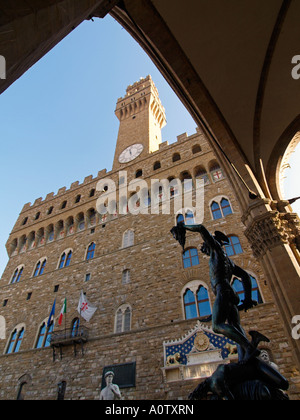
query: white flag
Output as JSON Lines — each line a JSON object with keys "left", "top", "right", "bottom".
{"left": 77, "top": 291, "right": 97, "bottom": 322}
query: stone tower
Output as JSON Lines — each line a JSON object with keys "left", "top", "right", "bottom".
{"left": 113, "top": 75, "right": 166, "bottom": 170}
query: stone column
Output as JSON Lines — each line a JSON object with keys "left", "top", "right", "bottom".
{"left": 243, "top": 198, "right": 300, "bottom": 367}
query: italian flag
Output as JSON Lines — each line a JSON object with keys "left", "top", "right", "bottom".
{"left": 58, "top": 298, "right": 67, "bottom": 326}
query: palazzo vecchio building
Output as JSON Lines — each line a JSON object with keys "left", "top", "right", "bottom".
{"left": 0, "top": 76, "right": 299, "bottom": 400}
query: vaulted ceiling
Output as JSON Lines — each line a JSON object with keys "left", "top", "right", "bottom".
{"left": 111, "top": 0, "right": 300, "bottom": 199}
{"left": 1, "top": 0, "right": 299, "bottom": 199}
{"left": 0, "top": 0, "right": 119, "bottom": 99}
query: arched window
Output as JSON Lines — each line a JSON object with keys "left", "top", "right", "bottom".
{"left": 58, "top": 252, "right": 66, "bottom": 268}
{"left": 59, "top": 250, "right": 72, "bottom": 269}
{"left": 77, "top": 213, "right": 85, "bottom": 231}
{"left": 124, "top": 307, "right": 131, "bottom": 331}
{"left": 184, "top": 289, "right": 197, "bottom": 319}
{"left": 47, "top": 225, "right": 54, "bottom": 243}
{"left": 168, "top": 177, "right": 181, "bottom": 198}
{"left": 153, "top": 161, "right": 161, "bottom": 170}
{"left": 176, "top": 210, "right": 195, "bottom": 224}
{"left": 123, "top": 229, "right": 134, "bottom": 248}
{"left": 6, "top": 329, "right": 17, "bottom": 353}
{"left": 176, "top": 213, "right": 184, "bottom": 224}
{"left": 71, "top": 318, "right": 80, "bottom": 337}
{"left": 195, "top": 167, "right": 210, "bottom": 185}
{"left": 56, "top": 220, "right": 64, "bottom": 239}
{"left": 192, "top": 144, "right": 201, "bottom": 154}
{"left": 17, "top": 267, "right": 24, "bottom": 282}
{"left": 221, "top": 198, "right": 233, "bottom": 216}
{"left": 122, "top": 269, "right": 131, "bottom": 284}
{"left": 197, "top": 286, "right": 211, "bottom": 317}
{"left": 57, "top": 381, "right": 67, "bottom": 400}
{"left": 116, "top": 309, "right": 123, "bottom": 333}
{"left": 17, "top": 382, "right": 27, "bottom": 400}
{"left": 65, "top": 250, "right": 72, "bottom": 266}
{"left": 115, "top": 304, "right": 131, "bottom": 333}
{"left": 66, "top": 216, "right": 74, "bottom": 236}
{"left": 182, "top": 282, "right": 212, "bottom": 320}
{"left": 172, "top": 153, "right": 181, "bottom": 162}
{"left": 211, "top": 201, "right": 222, "bottom": 220}
{"left": 37, "top": 228, "right": 45, "bottom": 247}
{"left": 35, "top": 323, "right": 46, "bottom": 348}
{"left": 182, "top": 248, "right": 199, "bottom": 268}
{"left": 211, "top": 197, "right": 233, "bottom": 220}
{"left": 59, "top": 253, "right": 66, "bottom": 269}
{"left": 180, "top": 171, "right": 193, "bottom": 192}
{"left": 33, "top": 259, "right": 47, "bottom": 277}
{"left": 26, "top": 232, "right": 34, "bottom": 249}
{"left": 232, "top": 276, "right": 263, "bottom": 305}
{"left": 225, "top": 235, "right": 243, "bottom": 256}
{"left": 86, "top": 243, "right": 95, "bottom": 260}
{"left": 45, "top": 323, "right": 53, "bottom": 346}
{"left": 87, "top": 208, "right": 96, "bottom": 227}
{"left": 14, "top": 327, "right": 24, "bottom": 352}
{"left": 250, "top": 275, "right": 263, "bottom": 304}
{"left": 33, "top": 261, "right": 41, "bottom": 277}
{"left": 135, "top": 169, "right": 143, "bottom": 178}
{"left": 185, "top": 210, "right": 195, "bottom": 224}
{"left": 11, "top": 266, "right": 24, "bottom": 284}
{"left": 6, "top": 326, "right": 25, "bottom": 354}
{"left": 35, "top": 321, "right": 53, "bottom": 348}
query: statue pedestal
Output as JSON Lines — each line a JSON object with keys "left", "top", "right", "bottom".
{"left": 162, "top": 348, "right": 232, "bottom": 383}
{"left": 186, "top": 348, "right": 223, "bottom": 365}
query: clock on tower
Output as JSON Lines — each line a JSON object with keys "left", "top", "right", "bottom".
{"left": 112, "top": 76, "right": 166, "bottom": 170}
{"left": 118, "top": 144, "right": 144, "bottom": 163}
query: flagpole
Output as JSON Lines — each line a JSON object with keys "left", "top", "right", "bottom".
{"left": 79, "top": 291, "right": 83, "bottom": 327}
{"left": 64, "top": 295, "right": 67, "bottom": 336}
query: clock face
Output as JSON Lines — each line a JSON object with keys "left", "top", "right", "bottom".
{"left": 118, "top": 143, "right": 144, "bottom": 163}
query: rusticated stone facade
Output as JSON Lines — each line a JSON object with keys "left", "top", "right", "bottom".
{"left": 0, "top": 77, "right": 299, "bottom": 400}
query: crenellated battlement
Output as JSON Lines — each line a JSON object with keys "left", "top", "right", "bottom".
{"left": 115, "top": 75, "right": 166, "bottom": 127}
{"left": 18, "top": 128, "right": 209, "bottom": 219}
{"left": 20, "top": 169, "right": 110, "bottom": 213}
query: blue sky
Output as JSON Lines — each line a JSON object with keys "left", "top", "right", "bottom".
{"left": 0, "top": 14, "right": 298, "bottom": 277}
{"left": 0, "top": 15, "right": 197, "bottom": 276}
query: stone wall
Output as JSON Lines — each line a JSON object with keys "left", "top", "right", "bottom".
{"left": 0, "top": 129, "right": 299, "bottom": 399}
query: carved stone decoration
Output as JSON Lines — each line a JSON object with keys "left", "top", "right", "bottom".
{"left": 244, "top": 211, "right": 290, "bottom": 258}
{"left": 194, "top": 331, "right": 210, "bottom": 352}
{"left": 162, "top": 321, "right": 237, "bottom": 384}
{"left": 283, "top": 212, "right": 300, "bottom": 252}
{"left": 166, "top": 353, "right": 182, "bottom": 366}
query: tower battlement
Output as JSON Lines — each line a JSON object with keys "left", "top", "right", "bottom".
{"left": 113, "top": 76, "right": 166, "bottom": 170}
{"left": 115, "top": 75, "right": 166, "bottom": 128}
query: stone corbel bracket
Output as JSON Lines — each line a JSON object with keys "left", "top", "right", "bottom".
{"left": 244, "top": 210, "right": 290, "bottom": 259}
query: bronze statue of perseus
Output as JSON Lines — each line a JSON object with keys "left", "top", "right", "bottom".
{"left": 171, "top": 222, "right": 289, "bottom": 400}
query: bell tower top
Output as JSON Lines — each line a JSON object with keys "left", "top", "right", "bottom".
{"left": 112, "top": 76, "right": 166, "bottom": 170}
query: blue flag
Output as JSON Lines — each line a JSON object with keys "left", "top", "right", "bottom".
{"left": 47, "top": 299, "right": 56, "bottom": 327}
